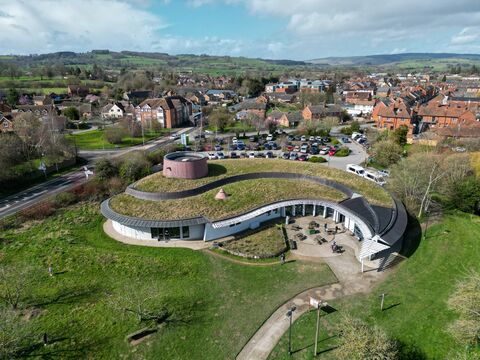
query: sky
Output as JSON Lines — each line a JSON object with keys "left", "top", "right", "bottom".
{"left": 1, "top": 0, "right": 480, "bottom": 60}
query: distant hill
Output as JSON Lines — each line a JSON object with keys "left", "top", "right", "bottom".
{"left": 308, "top": 53, "right": 480, "bottom": 66}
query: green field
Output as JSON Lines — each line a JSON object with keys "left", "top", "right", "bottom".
{"left": 269, "top": 212, "right": 480, "bottom": 359}
{"left": 66, "top": 129, "right": 167, "bottom": 150}
{"left": 0, "top": 203, "right": 336, "bottom": 359}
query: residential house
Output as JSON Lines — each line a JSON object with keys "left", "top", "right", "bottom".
{"left": 123, "top": 90, "right": 153, "bottom": 104}
{"left": 232, "top": 100, "right": 267, "bottom": 120}
{"left": 14, "top": 104, "right": 57, "bottom": 121}
{"left": 33, "top": 95, "right": 53, "bottom": 106}
{"left": 135, "top": 96, "right": 193, "bottom": 128}
{"left": 374, "top": 99, "right": 414, "bottom": 132}
{"left": 267, "top": 93, "right": 297, "bottom": 103}
{"left": 417, "top": 102, "right": 477, "bottom": 131}
{"left": 302, "top": 104, "right": 343, "bottom": 120}
{"left": 102, "top": 102, "right": 125, "bottom": 119}
{"left": 0, "top": 114, "right": 13, "bottom": 132}
{"left": 278, "top": 111, "right": 303, "bottom": 128}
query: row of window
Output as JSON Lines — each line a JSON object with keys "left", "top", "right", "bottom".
{"left": 151, "top": 226, "right": 189, "bottom": 239}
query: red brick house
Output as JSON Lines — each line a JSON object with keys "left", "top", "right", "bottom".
{"left": 135, "top": 96, "right": 192, "bottom": 128}
{"left": 302, "top": 105, "right": 342, "bottom": 120}
{"left": 374, "top": 99, "right": 414, "bottom": 132}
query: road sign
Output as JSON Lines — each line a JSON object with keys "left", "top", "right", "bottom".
{"left": 84, "top": 170, "right": 94, "bottom": 179}
{"left": 38, "top": 162, "right": 46, "bottom": 171}
{"left": 181, "top": 134, "right": 187, "bottom": 146}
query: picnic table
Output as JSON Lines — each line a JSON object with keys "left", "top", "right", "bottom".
{"left": 314, "top": 235, "right": 327, "bottom": 245}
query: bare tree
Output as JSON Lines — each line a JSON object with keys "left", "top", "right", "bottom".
{"left": 335, "top": 315, "right": 398, "bottom": 360}
{"left": 0, "top": 265, "right": 38, "bottom": 310}
{"left": 447, "top": 270, "right": 480, "bottom": 347}
{"left": 0, "top": 307, "right": 34, "bottom": 359}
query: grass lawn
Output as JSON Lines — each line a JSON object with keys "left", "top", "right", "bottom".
{"left": 221, "top": 225, "right": 287, "bottom": 258}
{"left": 110, "top": 179, "right": 346, "bottom": 221}
{"left": 134, "top": 159, "right": 392, "bottom": 207}
{"left": 268, "top": 212, "right": 480, "bottom": 359}
{"left": 66, "top": 129, "right": 167, "bottom": 150}
{"left": 1, "top": 203, "right": 336, "bottom": 359}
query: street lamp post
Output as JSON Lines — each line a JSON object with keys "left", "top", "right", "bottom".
{"left": 286, "top": 305, "right": 296, "bottom": 355}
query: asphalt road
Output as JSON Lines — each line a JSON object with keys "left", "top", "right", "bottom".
{"left": 0, "top": 127, "right": 194, "bottom": 220}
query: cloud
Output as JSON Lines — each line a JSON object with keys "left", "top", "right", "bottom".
{"left": 0, "top": 0, "right": 168, "bottom": 54}
{"left": 451, "top": 27, "right": 480, "bottom": 45}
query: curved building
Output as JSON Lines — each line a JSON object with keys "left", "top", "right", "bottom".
{"left": 101, "top": 158, "right": 408, "bottom": 263}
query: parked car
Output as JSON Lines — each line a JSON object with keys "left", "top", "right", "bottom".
{"left": 341, "top": 137, "right": 351, "bottom": 143}
{"left": 364, "top": 170, "right": 386, "bottom": 186}
{"left": 169, "top": 133, "right": 180, "bottom": 140}
{"left": 287, "top": 135, "right": 294, "bottom": 141}
{"left": 310, "top": 147, "right": 319, "bottom": 155}
{"left": 378, "top": 169, "right": 390, "bottom": 177}
{"left": 216, "top": 152, "right": 225, "bottom": 159}
{"left": 208, "top": 153, "right": 217, "bottom": 160}
{"left": 298, "top": 154, "right": 308, "bottom": 161}
{"left": 237, "top": 144, "right": 245, "bottom": 151}
{"left": 289, "top": 152, "right": 298, "bottom": 160}
{"left": 232, "top": 137, "right": 238, "bottom": 144}
{"left": 328, "top": 149, "right": 336, "bottom": 156}
{"left": 257, "top": 152, "right": 265, "bottom": 158}
{"left": 309, "top": 136, "right": 315, "bottom": 142}
{"left": 248, "top": 152, "right": 255, "bottom": 158}
{"left": 229, "top": 144, "right": 237, "bottom": 151}
{"left": 271, "top": 142, "right": 278, "bottom": 150}
{"left": 266, "top": 151, "right": 274, "bottom": 158}
{"left": 319, "top": 147, "right": 329, "bottom": 155}
{"left": 322, "top": 137, "right": 330, "bottom": 143}
{"left": 282, "top": 152, "right": 290, "bottom": 159}
{"left": 300, "top": 145, "right": 309, "bottom": 153}
{"left": 214, "top": 144, "right": 222, "bottom": 151}
{"left": 300, "top": 135, "right": 307, "bottom": 142}
{"left": 230, "top": 152, "right": 238, "bottom": 159}
{"left": 286, "top": 145, "right": 294, "bottom": 151}
{"left": 266, "top": 134, "right": 274, "bottom": 141}
{"left": 294, "top": 145, "right": 300, "bottom": 151}
{"left": 315, "top": 136, "right": 322, "bottom": 141}
{"left": 249, "top": 136, "right": 257, "bottom": 142}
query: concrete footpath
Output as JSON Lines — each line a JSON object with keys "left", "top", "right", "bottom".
{"left": 236, "top": 249, "right": 389, "bottom": 360}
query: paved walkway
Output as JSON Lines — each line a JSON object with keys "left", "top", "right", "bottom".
{"left": 236, "top": 247, "right": 388, "bottom": 360}
{"left": 103, "top": 220, "right": 210, "bottom": 250}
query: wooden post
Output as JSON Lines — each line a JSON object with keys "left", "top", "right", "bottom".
{"left": 380, "top": 293, "right": 385, "bottom": 311}
{"left": 314, "top": 304, "right": 320, "bottom": 356}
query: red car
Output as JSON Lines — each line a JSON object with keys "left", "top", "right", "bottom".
{"left": 328, "top": 149, "right": 336, "bottom": 156}
{"left": 286, "top": 145, "right": 294, "bottom": 151}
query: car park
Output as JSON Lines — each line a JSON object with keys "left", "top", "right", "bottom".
{"left": 217, "top": 152, "right": 225, "bottom": 159}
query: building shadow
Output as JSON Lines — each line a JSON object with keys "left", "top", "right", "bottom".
{"left": 399, "top": 214, "right": 422, "bottom": 258}
{"left": 206, "top": 163, "right": 227, "bottom": 177}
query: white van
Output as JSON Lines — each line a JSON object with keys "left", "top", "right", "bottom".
{"left": 346, "top": 164, "right": 365, "bottom": 176}
{"left": 351, "top": 132, "right": 362, "bottom": 140}
{"left": 363, "top": 170, "right": 386, "bottom": 186}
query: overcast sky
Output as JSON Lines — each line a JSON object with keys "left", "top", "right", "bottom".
{"left": 1, "top": 0, "right": 480, "bottom": 59}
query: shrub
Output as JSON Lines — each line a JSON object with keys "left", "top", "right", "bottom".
{"left": 335, "top": 147, "right": 350, "bottom": 157}
{"left": 331, "top": 138, "right": 340, "bottom": 145}
{"left": 105, "top": 126, "right": 126, "bottom": 144}
{"left": 118, "top": 152, "right": 152, "bottom": 182}
{"left": 20, "top": 201, "right": 55, "bottom": 221}
{"left": 95, "top": 158, "right": 119, "bottom": 181}
{"left": 309, "top": 156, "right": 327, "bottom": 163}
{"left": 53, "top": 192, "right": 77, "bottom": 208}
{"left": 107, "top": 176, "right": 127, "bottom": 196}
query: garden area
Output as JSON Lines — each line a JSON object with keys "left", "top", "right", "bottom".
{"left": 66, "top": 128, "right": 168, "bottom": 150}
{"left": 220, "top": 225, "right": 287, "bottom": 259}
{"left": 268, "top": 212, "right": 480, "bottom": 359}
{"left": 0, "top": 202, "right": 336, "bottom": 359}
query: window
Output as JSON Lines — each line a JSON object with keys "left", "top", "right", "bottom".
{"left": 182, "top": 226, "right": 189, "bottom": 238}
